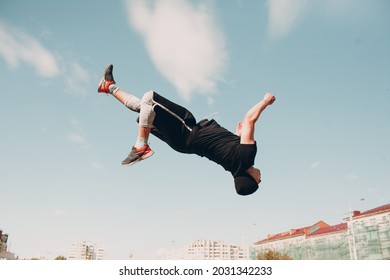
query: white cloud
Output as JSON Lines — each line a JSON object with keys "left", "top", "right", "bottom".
{"left": 267, "top": 0, "right": 309, "bottom": 40}
{"left": 66, "top": 132, "right": 88, "bottom": 146}
{"left": 171, "top": 210, "right": 187, "bottom": 221}
{"left": 91, "top": 160, "right": 104, "bottom": 171}
{"left": 326, "top": 0, "right": 364, "bottom": 16}
{"left": 70, "top": 117, "right": 83, "bottom": 132}
{"left": 63, "top": 62, "right": 92, "bottom": 96}
{"left": 310, "top": 162, "right": 320, "bottom": 170}
{"left": 126, "top": 0, "right": 227, "bottom": 100}
{"left": 207, "top": 97, "right": 215, "bottom": 106}
{"left": 0, "top": 22, "right": 91, "bottom": 97}
{"left": 54, "top": 209, "right": 69, "bottom": 218}
{"left": 65, "top": 118, "right": 90, "bottom": 148}
{"left": 65, "top": 119, "right": 105, "bottom": 171}
{"left": 267, "top": 0, "right": 369, "bottom": 40}
{"left": 0, "top": 22, "right": 60, "bottom": 77}
{"left": 345, "top": 173, "right": 358, "bottom": 182}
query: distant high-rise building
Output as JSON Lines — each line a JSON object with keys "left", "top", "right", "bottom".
{"left": 0, "top": 229, "right": 16, "bottom": 260}
{"left": 187, "top": 239, "right": 250, "bottom": 260}
{"left": 160, "top": 239, "right": 251, "bottom": 260}
{"left": 68, "top": 241, "right": 104, "bottom": 260}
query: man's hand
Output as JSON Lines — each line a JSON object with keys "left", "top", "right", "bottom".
{"left": 264, "top": 92, "right": 276, "bottom": 105}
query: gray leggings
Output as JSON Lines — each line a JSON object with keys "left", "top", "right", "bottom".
{"left": 123, "top": 90, "right": 156, "bottom": 128}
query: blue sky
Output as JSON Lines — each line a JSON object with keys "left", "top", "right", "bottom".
{"left": 0, "top": 0, "right": 389, "bottom": 260}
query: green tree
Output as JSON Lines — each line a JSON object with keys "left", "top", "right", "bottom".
{"left": 55, "top": 255, "right": 67, "bottom": 260}
{"left": 257, "top": 250, "right": 292, "bottom": 260}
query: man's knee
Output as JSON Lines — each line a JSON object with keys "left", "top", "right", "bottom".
{"left": 141, "top": 90, "right": 155, "bottom": 105}
{"left": 139, "top": 91, "right": 156, "bottom": 128}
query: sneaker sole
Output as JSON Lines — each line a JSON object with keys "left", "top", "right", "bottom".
{"left": 97, "top": 64, "right": 113, "bottom": 93}
{"left": 97, "top": 78, "right": 106, "bottom": 93}
{"left": 122, "top": 150, "right": 154, "bottom": 167}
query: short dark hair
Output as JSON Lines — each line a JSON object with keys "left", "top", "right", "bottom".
{"left": 234, "top": 173, "right": 259, "bottom": 196}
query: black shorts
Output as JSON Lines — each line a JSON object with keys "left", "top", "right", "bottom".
{"left": 150, "top": 92, "right": 197, "bottom": 153}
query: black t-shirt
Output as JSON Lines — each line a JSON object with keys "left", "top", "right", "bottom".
{"left": 187, "top": 119, "right": 257, "bottom": 177}
{"left": 149, "top": 97, "right": 257, "bottom": 176}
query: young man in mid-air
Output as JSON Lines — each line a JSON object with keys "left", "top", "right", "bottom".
{"left": 98, "top": 64, "right": 276, "bottom": 196}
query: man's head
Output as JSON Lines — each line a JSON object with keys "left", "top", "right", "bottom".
{"left": 234, "top": 167, "right": 261, "bottom": 196}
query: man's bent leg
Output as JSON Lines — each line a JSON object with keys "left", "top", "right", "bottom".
{"left": 134, "top": 91, "right": 155, "bottom": 148}
{"left": 98, "top": 65, "right": 155, "bottom": 166}
{"left": 122, "top": 91, "right": 156, "bottom": 166}
{"left": 112, "top": 89, "right": 141, "bottom": 112}
{"left": 98, "top": 64, "right": 142, "bottom": 112}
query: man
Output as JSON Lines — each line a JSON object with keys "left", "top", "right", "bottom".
{"left": 98, "top": 64, "right": 276, "bottom": 196}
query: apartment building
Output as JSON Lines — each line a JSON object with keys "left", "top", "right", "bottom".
{"left": 187, "top": 239, "right": 250, "bottom": 260}
{"left": 349, "top": 204, "right": 390, "bottom": 259}
{"left": 161, "top": 239, "right": 250, "bottom": 260}
{"left": 254, "top": 204, "right": 390, "bottom": 260}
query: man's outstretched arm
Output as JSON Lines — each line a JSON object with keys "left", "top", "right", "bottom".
{"left": 237, "top": 93, "right": 276, "bottom": 144}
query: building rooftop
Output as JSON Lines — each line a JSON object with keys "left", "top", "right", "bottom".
{"left": 255, "top": 221, "right": 329, "bottom": 245}
{"left": 255, "top": 203, "right": 390, "bottom": 245}
{"left": 307, "top": 223, "right": 348, "bottom": 237}
{"left": 352, "top": 203, "right": 390, "bottom": 218}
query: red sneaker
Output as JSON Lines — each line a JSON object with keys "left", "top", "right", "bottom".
{"left": 97, "top": 64, "right": 116, "bottom": 93}
{"left": 121, "top": 144, "right": 154, "bottom": 167}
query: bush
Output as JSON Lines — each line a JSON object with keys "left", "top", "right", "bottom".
{"left": 257, "top": 250, "right": 292, "bottom": 260}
